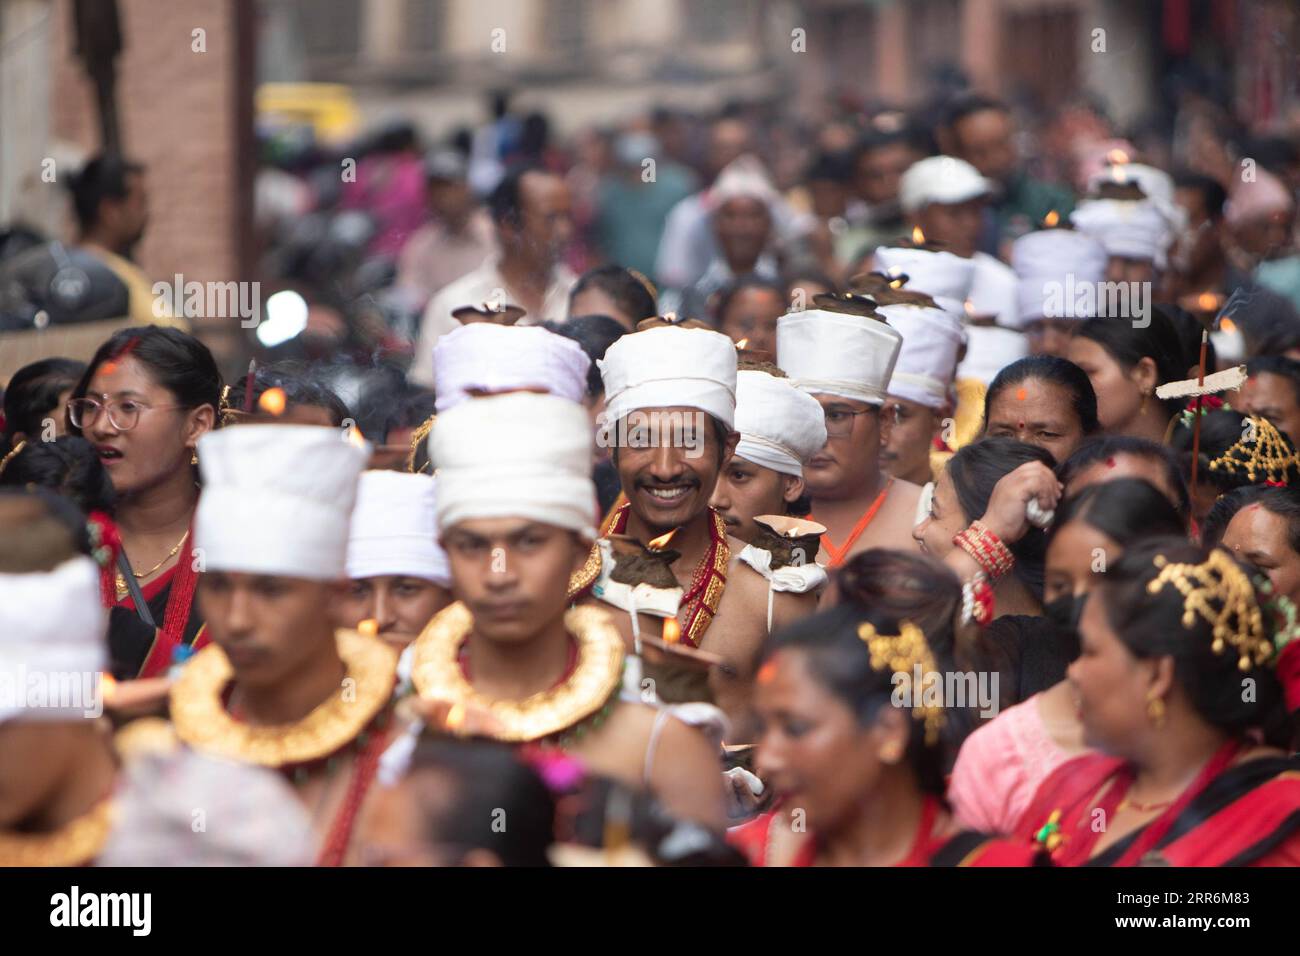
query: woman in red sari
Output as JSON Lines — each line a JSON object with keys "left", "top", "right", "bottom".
{"left": 69, "top": 327, "right": 221, "bottom": 679}
{"left": 1017, "top": 539, "right": 1300, "bottom": 866}
{"left": 729, "top": 593, "right": 1042, "bottom": 866}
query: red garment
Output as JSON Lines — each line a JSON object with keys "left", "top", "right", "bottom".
{"left": 114, "top": 533, "right": 208, "bottom": 678}
{"left": 729, "top": 797, "right": 1040, "bottom": 867}
{"left": 1016, "top": 742, "right": 1300, "bottom": 866}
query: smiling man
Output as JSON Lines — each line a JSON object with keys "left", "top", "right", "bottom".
{"left": 574, "top": 323, "right": 818, "bottom": 741}
{"left": 409, "top": 391, "right": 727, "bottom": 829}
{"left": 338, "top": 470, "right": 453, "bottom": 651}
{"left": 710, "top": 366, "right": 826, "bottom": 543}
{"left": 777, "top": 303, "right": 922, "bottom": 570}
{"left": 171, "top": 424, "right": 397, "bottom": 866}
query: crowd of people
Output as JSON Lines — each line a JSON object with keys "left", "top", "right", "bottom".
{"left": 4, "top": 78, "right": 1300, "bottom": 868}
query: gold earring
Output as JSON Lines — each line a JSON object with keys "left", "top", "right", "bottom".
{"left": 880, "top": 741, "right": 904, "bottom": 763}
{"left": 191, "top": 450, "right": 199, "bottom": 466}
{"left": 1146, "top": 693, "right": 1166, "bottom": 728}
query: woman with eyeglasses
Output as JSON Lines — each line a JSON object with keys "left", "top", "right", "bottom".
{"left": 68, "top": 326, "right": 222, "bottom": 679}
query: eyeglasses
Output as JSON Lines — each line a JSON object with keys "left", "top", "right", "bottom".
{"left": 68, "top": 396, "right": 188, "bottom": 432}
{"left": 823, "top": 405, "right": 877, "bottom": 438}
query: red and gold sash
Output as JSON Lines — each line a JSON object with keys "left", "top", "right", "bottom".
{"left": 568, "top": 504, "right": 729, "bottom": 649}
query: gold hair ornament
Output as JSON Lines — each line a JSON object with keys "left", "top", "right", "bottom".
{"left": 856, "top": 619, "right": 945, "bottom": 745}
{"left": 406, "top": 414, "right": 436, "bottom": 474}
{"left": 0, "top": 439, "right": 27, "bottom": 478}
{"left": 1207, "top": 415, "right": 1298, "bottom": 485}
{"left": 1147, "top": 550, "right": 1270, "bottom": 671}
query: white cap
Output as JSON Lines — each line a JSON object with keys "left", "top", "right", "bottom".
{"left": 710, "top": 154, "right": 780, "bottom": 210}
{"left": 196, "top": 425, "right": 369, "bottom": 580}
{"left": 433, "top": 323, "right": 591, "bottom": 413}
{"left": 0, "top": 556, "right": 107, "bottom": 724}
{"left": 968, "top": 252, "right": 1020, "bottom": 329}
{"left": 432, "top": 392, "right": 597, "bottom": 542}
{"left": 873, "top": 246, "right": 976, "bottom": 314}
{"left": 777, "top": 309, "right": 903, "bottom": 406}
{"left": 599, "top": 325, "right": 738, "bottom": 430}
{"left": 899, "top": 156, "right": 994, "bottom": 213}
{"left": 733, "top": 370, "right": 828, "bottom": 477}
{"left": 1070, "top": 199, "right": 1176, "bottom": 269}
{"left": 956, "top": 325, "right": 1029, "bottom": 386}
{"left": 879, "top": 304, "right": 965, "bottom": 409}
{"left": 1088, "top": 162, "right": 1187, "bottom": 233}
{"left": 1011, "top": 229, "right": 1108, "bottom": 323}
{"left": 346, "top": 471, "right": 450, "bottom": 587}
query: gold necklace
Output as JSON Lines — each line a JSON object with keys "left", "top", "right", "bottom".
{"left": 410, "top": 602, "right": 624, "bottom": 742}
{"left": 0, "top": 798, "right": 115, "bottom": 866}
{"left": 114, "top": 531, "right": 190, "bottom": 600}
{"left": 170, "top": 630, "right": 397, "bottom": 767}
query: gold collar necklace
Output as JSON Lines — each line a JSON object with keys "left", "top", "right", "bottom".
{"left": 0, "top": 797, "right": 115, "bottom": 867}
{"left": 410, "top": 603, "right": 624, "bottom": 742}
{"left": 170, "top": 631, "right": 397, "bottom": 767}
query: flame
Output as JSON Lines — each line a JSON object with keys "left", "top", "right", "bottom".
{"left": 736, "top": 338, "right": 749, "bottom": 350}
{"left": 662, "top": 618, "right": 682, "bottom": 644}
{"left": 1043, "top": 210, "right": 1060, "bottom": 227}
{"left": 1197, "top": 292, "right": 1222, "bottom": 312}
{"left": 964, "top": 299, "right": 975, "bottom": 316}
{"left": 258, "top": 387, "right": 287, "bottom": 416}
{"left": 1113, "top": 165, "right": 1129, "bottom": 184}
{"left": 445, "top": 702, "right": 466, "bottom": 731}
{"left": 1107, "top": 149, "right": 1129, "bottom": 166}
{"left": 1221, "top": 317, "right": 1238, "bottom": 333}
{"left": 648, "top": 529, "right": 677, "bottom": 550}
{"left": 347, "top": 424, "right": 367, "bottom": 448}
{"left": 100, "top": 673, "right": 118, "bottom": 706}
{"left": 889, "top": 277, "right": 904, "bottom": 289}
{"left": 912, "top": 226, "right": 925, "bottom": 244}
{"left": 358, "top": 618, "right": 379, "bottom": 637}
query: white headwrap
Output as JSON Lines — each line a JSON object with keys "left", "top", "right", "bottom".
{"left": 733, "top": 370, "right": 828, "bottom": 477}
{"left": 1012, "top": 228, "right": 1108, "bottom": 323}
{"left": 872, "top": 246, "right": 975, "bottom": 314}
{"left": 346, "top": 471, "right": 450, "bottom": 587}
{"left": 899, "top": 155, "right": 994, "bottom": 213}
{"left": 431, "top": 392, "right": 597, "bottom": 541}
{"left": 969, "top": 252, "right": 1020, "bottom": 329}
{"left": 709, "top": 154, "right": 781, "bottom": 210}
{"left": 879, "top": 304, "right": 965, "bottom": 409}
{"left": 196, "top": 424, "right": 369, "bottom": 580}
{"left": 1087, "top": 162, "right": 1187, "bottom": 234}
{"left": 433, "top": 323, "right": 591, "bottom": 413}
{"left": 777, "top": 309, "right": 903, "bottom": 406}
{"left": 599, "top": 325, "right": 738, "bottom": 430}
{"left": 0, "top": 556, "right": 107, "bottom": 724}
{"left": 1070, "top": 199, "right": 1176, "bottom": 270}
{"left": 956, "top": 326, "right": 1029, "bottom": 386}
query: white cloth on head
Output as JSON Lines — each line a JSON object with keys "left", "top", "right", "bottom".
{"left": 431, "top": 392, "right": 597, "bottom": 541}
{"left": 872, "top": 246, "right": 976, "bottom": 315}
{"left": 0, "top": 557, "right": 107, "bottom": 724}
{"left": 733, "top": 370, "right": 828, "bottom": 477}
{"left": 879, "top": 303, "right": 965, "bottom": 409}
{"left": 709, "top": 155, "right": 781, "bottom": 211}
{"left": 1087, "top": 162, "right": 1187, "bottom": 233}
{"left": 1225, "top": 168, "right": 1295, "bottom": 227}
{"left": 346, "top": 471, "right": 450, "bottom": 587}
{"left": 1012, "top": 229, "right": 1108, "bottom": 323}
{"left": 1070, "top": 199, "right": 1175, "bottom": 269}
{"left": 969, "top": 252, "right": 1020, "bottom": 329}
{"left": 777, "top": 309, "right": 903, "bottom": 406}
{"left": 433, "top": 323, "right": 591, "bottom": 413}
{"left": 956, "top": 325, "right": 1029, "bottom": 386}
{"left": 196, "top": 424, "right": 369, "bottom": 580}
{"left": 899, "top": 156, "right": 994, "bottom": 213}
{"left": 599, "top": 325, "right": 738, "bottom": 430}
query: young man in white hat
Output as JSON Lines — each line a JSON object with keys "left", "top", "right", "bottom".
{"left": 0, "top": 492, "right": 118, "bottom": 865}
{"left": 898, "top": 155, "right": 1020, "bottom": 331}
{"left": 876, "top": 293, "right": 967, "bottom": 486}
{"left": 574, "top": 322, "right": 817, "bottom": 740}
{"left": 777, "top": 302, "right": 922, "bottom": 569}
{"left": 338, "top": 470, "right": 453, "bottom": 650}
{"left": 410, "top": 391, "right": 727, "bottom": 829}
{"left": 170, "top": 424, "right": 397, "bottom": 866}
{"left": 709, "top": 366, "right": 827, "bottom": 544}
{"left": 1011, "top": 227, "right": 1108, "bottom": 357}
